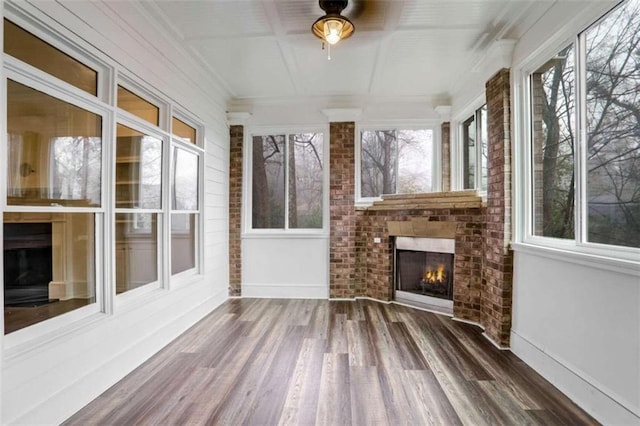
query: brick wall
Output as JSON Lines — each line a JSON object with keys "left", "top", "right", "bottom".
{"left": 483, "top": 69, "right": 514, "bottom": 346}
{"left": 329, "top": 122, "right": 357, "bottom": 298}
{"left": 228, "top": 125, "right": 243, "bottom": 296}
{"left": 356, "top": 208, "right": 484, "bottom": 322}
{"left": 441, "top": 122, "right": 451, "bottom": 192}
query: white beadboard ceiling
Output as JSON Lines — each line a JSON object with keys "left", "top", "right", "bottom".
{"left": 129, "top": 0, "right": 558, "bottom": 105}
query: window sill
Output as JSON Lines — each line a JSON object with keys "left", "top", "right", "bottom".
{"left": 511, "top": 241, "right": 640, "bottom": 277}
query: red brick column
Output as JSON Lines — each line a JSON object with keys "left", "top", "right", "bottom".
{"left": 228, "top": 125, "right": 243, "bottom": 296}
{"left": 329, "top": 122, "right": 357, "bottom": 298}
{"left": 441, "top": 122, "right": 451, "bottom": 192}
{"left": 483, "top": 69, "right": 514, "bottom": 346}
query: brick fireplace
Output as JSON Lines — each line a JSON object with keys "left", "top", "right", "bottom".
{"left": 355, "top": 192, "right": 485, "bottom": 323}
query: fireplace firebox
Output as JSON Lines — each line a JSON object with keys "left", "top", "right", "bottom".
{"left": 394, "top": 236, "right": 455, "bottom": 308}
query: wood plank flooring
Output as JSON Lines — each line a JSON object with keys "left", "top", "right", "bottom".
{"left": 65, "top": 299, "right": 598, "bottom": 425}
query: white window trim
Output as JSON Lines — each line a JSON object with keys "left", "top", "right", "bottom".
{"left": 452, "top": 93, "right": 487, "bottom": 196}
{"left": 243, "top": 125, "right": 330, "bottom": 236}
{"left": 113, "top": 82, "right": 169, "bottom": 297}
{"left": 2, "top": 67, "right": 113, "bottom": 353}
{"left": 512, "top": 2, "right": 640, "bottom": 266}
{"left": 169, "top": 138, "right": 204, "bottom": 280}
{"left": 355, "top": 121, "right": 441, "bottom": 206}
{"left": 1, "top": 9, "right": 207, "bottom": 348}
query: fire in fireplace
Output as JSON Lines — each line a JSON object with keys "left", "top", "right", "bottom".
{"left": 395, "top": 236, "right": 454, "bottom": 301}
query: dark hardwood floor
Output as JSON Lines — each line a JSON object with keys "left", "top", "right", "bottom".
{"left": 65, "top": 299, "right": 598, "bottom": 425}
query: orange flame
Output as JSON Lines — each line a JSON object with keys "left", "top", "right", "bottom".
{"left": 423, "top": 264, "right": 446, "bottom": 284}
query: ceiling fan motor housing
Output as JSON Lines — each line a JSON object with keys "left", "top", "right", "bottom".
{"left": 319, "top": 0, "right": 349, "bottom": 14}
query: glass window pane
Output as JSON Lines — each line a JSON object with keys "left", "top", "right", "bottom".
{"left": 117, "top": 86, "right": 160, "bottom": 126}
{"left": 463, "top": 116, "right": 476, "bottom": 189}
{"left": 116, "top": 125, "right": 162, "bottom": 209}
{"left": 116, "top": 213, "right": 158, "bottom": 294}
{"left": 172, "top": 117, "right": 197, "bottom": 144}
{"left": 361, "top": 130, "right": 398, "bottom": 197}
{"left": 530, "top": 45, "right": 576, "bottom": 239}
{"left": 585, "top": 0, "right": 640, "bottom": 248}
{"left": 4, "top": 19, "right": 98, "bottom": 96}
{"left": 171, "top": 147, "right": 199, "bottom": 211}
{"left": 4, "top": 212, "right": 96, "bottom": 334}
{"left": 288, "top": 133, "right": 323, "bottom": 229}
{"left": 7, "top": 80, "right": 102, "bottom": 207}
{"left": 478, "top": 106, "right": 489, "bottom": 192}
{"left": 171, "top": 213, "right": 196, "bottom": 274}
{"left": 252, "top": 135, "right": 285, "bottom": 228}
{"left": 397, "top": 129, "right": 434, "bottom": 194}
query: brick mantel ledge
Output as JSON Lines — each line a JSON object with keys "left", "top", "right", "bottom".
{"left": 366, "top": 190, "right": 483, "bottom": 211}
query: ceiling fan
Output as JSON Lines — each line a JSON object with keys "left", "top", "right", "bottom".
{"left": 311, "top": 0, "right": 355, "bottom": 59}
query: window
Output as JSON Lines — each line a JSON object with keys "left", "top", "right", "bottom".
{"left": 4, "top": 19, "right": 98, "bottom": 95}
{"left": 3, "top": 17, "right": 205, "bottom": 335}
{"left": 7, "top": 80, "right": 102, "bottom": 207}
{"left": 4, "top": 76, "right": 104, "bottom": 332}
{"left": 461, "top": 106, "right": 488, "bottom": 192}
{"left": 114, "top": 124, "right": 163, "bottom": 294}
{"left": 171, "top": 144, "right": 200, "bottom": 274}
{"left": 117, "top": 86, "right": 160, "bottom": 126}
{"left": 172, "top": 117, "right": 197, "bottom": 144}
{"left": 525, "top": 0, "right": 640, "bottom": 251}
{"left": 358, "top": 128, "right": 435, "bottom": 200}
{"left": 251, "top": 132, "right": 325, "bottom": 230}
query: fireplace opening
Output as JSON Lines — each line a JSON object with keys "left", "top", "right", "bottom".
{"left": 3, "top": 222, "right": 54, "bottom": 306}
{"left": 394, "top": 236, "right": 454, "bottom": 302}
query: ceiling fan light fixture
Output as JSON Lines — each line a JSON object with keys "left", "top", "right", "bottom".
{"left": 312, "top": 14, "right": 354, "bottom": 45}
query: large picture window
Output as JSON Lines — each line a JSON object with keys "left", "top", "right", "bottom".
{"left": 358, "top": 128, "right": 435, "bottom": 201}
{"left": 251, "top": 132, "right": 325, "bottom": 230}
{"left": 526, "top": 0, "right": 640, "bottom": 251}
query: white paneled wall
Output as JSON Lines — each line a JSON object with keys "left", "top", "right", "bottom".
{"left": 0, "top": 1, "right": 230, "bottom": 423}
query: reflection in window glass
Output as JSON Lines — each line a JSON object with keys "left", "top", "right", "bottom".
{"left": 3, "top": 212, "right": 96, "bottom": 334}
{"left": 115, "top": 213, "right": 158, "bottom": 294}
{"left": 171, "top": 213, "right": 195, "bottom": 274}
{"left": 172, "top": 117, "right": 197, "bottom": 144}
{"left": 171, "top": 147, "right": 199, "bottom": 211}
{"left": 116, "top": 125, "right": 162, "bottom": 209}
{"left": 3, "top": 19, "right": 98, "bottom": 95}
{"left": 360, "top": 129, "right": 433, "bottom": 198}
{"left": 117, "top": 86, "right": 160, "bottom": 126}
{"left": 530, "top": 45, "right": 576, "bottom": 239}
{"left": 252, "top": 135, "right": 285, "bottom": 228}
{"left": 478, "top": 106, "right": 488, "bottom": 192}
{"left": 6, "top": 80, "right": 102, "bottom": 207}
{"left": 585, "top": 0, "right": 640, "bottom": 248}
{"left": 462, "top": 117, "right": 476, "bottom": 190}
{"left": 289, "top": 133, "right": 323, "bottom": 229}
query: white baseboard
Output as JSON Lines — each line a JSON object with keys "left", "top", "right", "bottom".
{"left": 242, "top": 283, "right": 328, "bottom": 299}
{"left": 510, "top": 330, "right": 640, "bottom": 425}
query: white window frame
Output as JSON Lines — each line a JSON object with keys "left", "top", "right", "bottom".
{"left": 512, "top": 1, "right": 640, "bottom": 271}
{"left": 169, "top": 136, "right": 204, "bottom": 281}
{"left": 112, "top": 114, "right": 167, "bottom": 302}
{"left": 355, "top": 121, "right": 441, "bottom": 206}
{"left": 244, "top": 126, "right": 329, "bottom": 235}
{"left": 1, "top": 8, "right": 207, "bottom": 351}
{"left": 452, "top": 96, "right": 488, "bottom": 195}
{"left": 2, "top": 49, "right": 113, "bottom": 350}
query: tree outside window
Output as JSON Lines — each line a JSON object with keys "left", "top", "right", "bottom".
{"left": 360, "top": 129, "right": 434, "bottom": 199}
{"left": 252, "top": 132, "right": 324, "bottom": 230}
{"left": 529, "top": 0, "right": 640, "bottom": 248}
